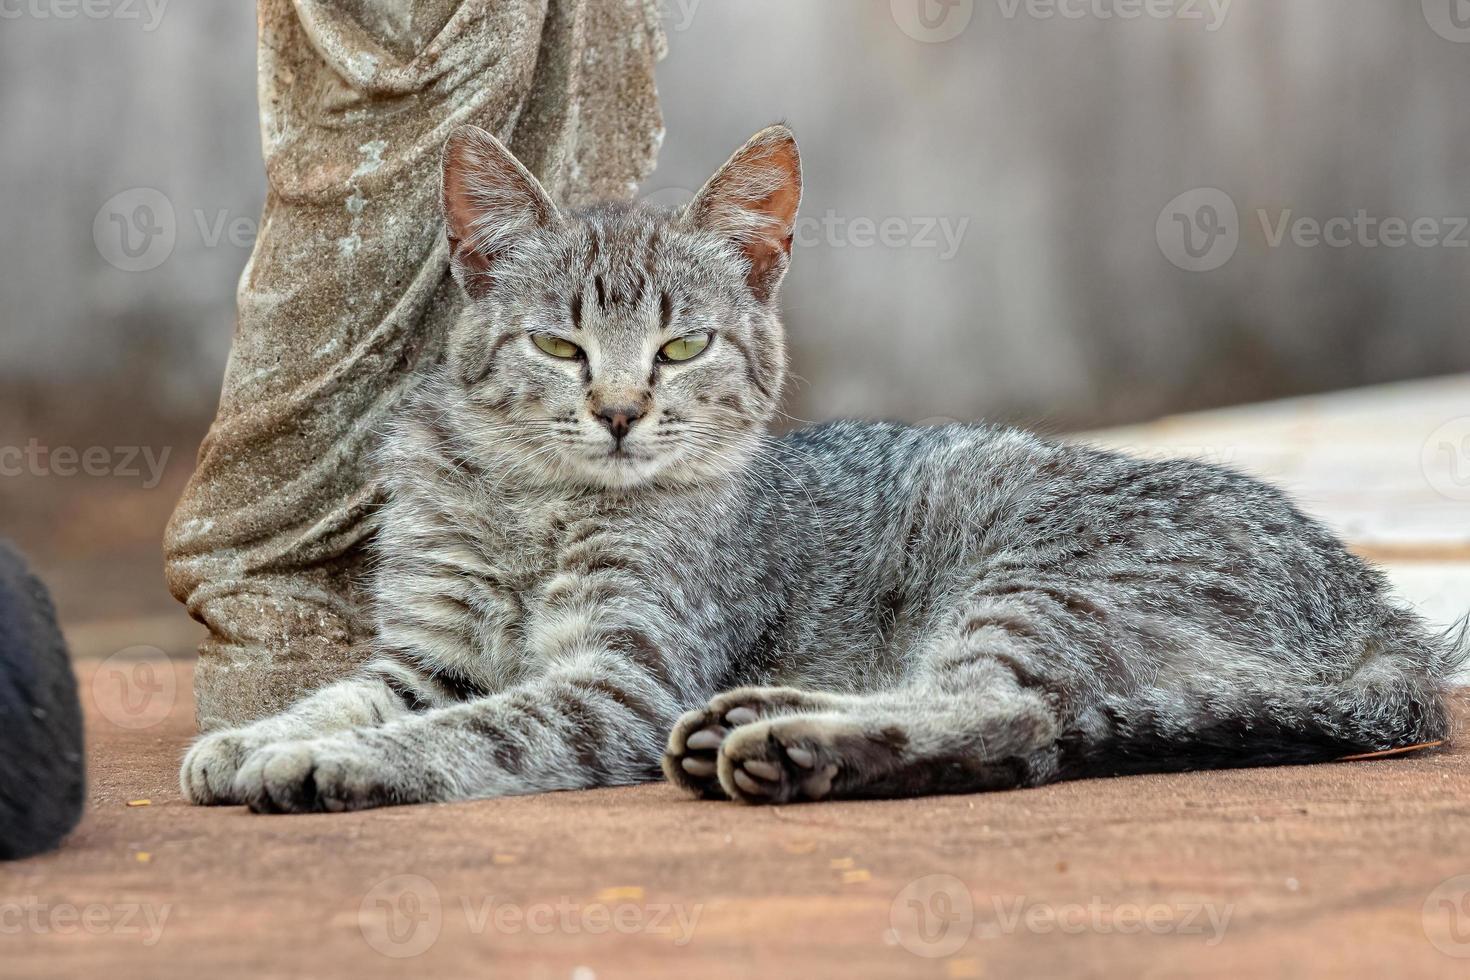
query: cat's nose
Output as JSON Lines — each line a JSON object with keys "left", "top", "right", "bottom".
{"left": 595, "top": 405, "right": 645, "bottom": 441}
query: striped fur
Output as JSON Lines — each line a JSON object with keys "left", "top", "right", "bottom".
{"left": 181, "top": 127, "right": 1464, "bottom": 812}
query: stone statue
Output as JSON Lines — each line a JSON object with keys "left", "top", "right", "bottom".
{"left": 165, "top": 0, "right": 666, "bottom": 730}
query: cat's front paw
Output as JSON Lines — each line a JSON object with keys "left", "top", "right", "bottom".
{"left": 662, "top": 686, "right": 844, "bottom": 798}
{"left": 717, "top": 714, "right": 888, "bottom": 805}
{"left": 233, "top": 737, "right": 395, "bottom": 814}
{"left": 181, "top": 730, "right": 265, "bottom": 805}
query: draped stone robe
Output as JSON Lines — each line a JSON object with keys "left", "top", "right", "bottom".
{"left": 165, "top": 0, "right": 665, "bottom": 730}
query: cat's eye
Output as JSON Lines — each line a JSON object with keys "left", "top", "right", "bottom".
{"left": 532, "top": 334, "right": 582, "bottom": 359}
{"left": 659, "top": 333, "right": 710, "bottom": 363}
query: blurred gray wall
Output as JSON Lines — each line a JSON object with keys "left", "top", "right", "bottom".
{"left": 0, "top": 2, "right": 262, "bottom": 436}
{"left": 653, "top": 0, "right": 1470, "bottom": 427}
{"left": 3, "top": 0, "right": 1469, "bottom": 440}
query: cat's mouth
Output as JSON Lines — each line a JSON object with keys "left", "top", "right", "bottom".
{"left": 574, "top": 444, "right": 666, "bottom": 490}
{"left": 583, "top": 444, "right": 654, "bottom": 474}
{"left": 604, "top": 443, "right": 649, "bottom": 462}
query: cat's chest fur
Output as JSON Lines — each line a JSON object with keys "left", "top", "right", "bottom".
{"left": 375, "top": 480, "right": 674, "bottom": 687}
{"left": 447, "top": 489, "right": 627, "bottom": 590}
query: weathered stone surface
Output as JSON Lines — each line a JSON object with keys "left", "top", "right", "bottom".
{"left": 164, "top": 0, "right": 665, "bottom": 731}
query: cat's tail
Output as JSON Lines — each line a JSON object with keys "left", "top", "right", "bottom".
{"left": 1056, "top": 616, "right": 1468, "bottom": 780}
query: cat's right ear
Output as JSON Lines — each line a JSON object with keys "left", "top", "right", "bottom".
{"left": 685, "top": 125, "right": 803, "bottom": 303}
{"left": 441, "top": 125, "right": 560, "bottom": 298}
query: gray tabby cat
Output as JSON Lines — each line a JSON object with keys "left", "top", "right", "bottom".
{"left": 181, "top": 125, "right": 1464, "bottom": 813}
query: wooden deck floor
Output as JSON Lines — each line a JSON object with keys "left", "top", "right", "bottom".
{"left": 5, "top": 375, "right": 1469, "bottom": 979}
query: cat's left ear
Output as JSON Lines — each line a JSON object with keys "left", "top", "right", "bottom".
{"left": 685, "top": 125, "right": 803, "bottom": 303}
{"left": 441, "top": 125, "right": 561, "bottom": 298}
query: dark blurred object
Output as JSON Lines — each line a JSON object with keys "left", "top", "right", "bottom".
{"left": 0, "top": 541, "right": 84, "bottom": 860}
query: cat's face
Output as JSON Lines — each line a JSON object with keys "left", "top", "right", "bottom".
{"left": 439, "top": 126, "right": 802, "bottom": 491}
